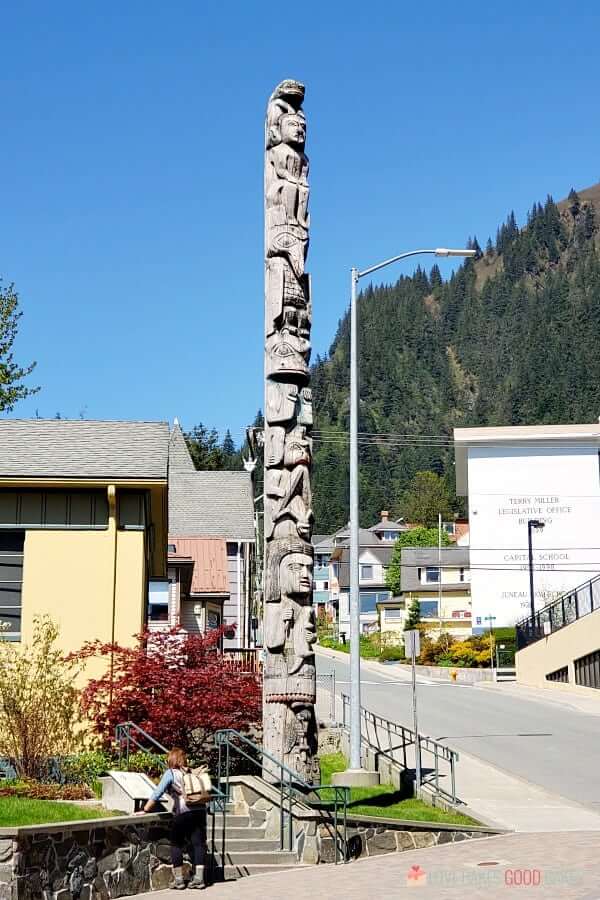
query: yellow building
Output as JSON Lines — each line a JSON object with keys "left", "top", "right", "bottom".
{"left": 0, "top": 419, "right": 170, "bottom": 670}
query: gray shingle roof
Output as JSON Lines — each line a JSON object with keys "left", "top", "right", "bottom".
{"left": 0, "top": 419, "right": 169, "bottom": 480}
{"left": 401, "top": 546, "right": 470, "bottom": 593}
{"left": 169, "top": 471, "right": 255, "bottom": 541}
{"left": 168, "top": 423, "right": 195, "bottom": 473}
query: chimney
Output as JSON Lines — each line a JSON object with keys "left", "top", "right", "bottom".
{"left": 381, "top": 510, "right": 389, "bottom": 522}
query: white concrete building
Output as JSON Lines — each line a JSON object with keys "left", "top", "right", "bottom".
{"left": 455, "top": 424, "right": 600, "bottom": 631}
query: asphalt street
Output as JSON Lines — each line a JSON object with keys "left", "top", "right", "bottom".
{"left": 316, "top": 650, "right": 600, "bottom": 812}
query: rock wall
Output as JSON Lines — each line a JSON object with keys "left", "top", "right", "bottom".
{"left": 0, "top": 815, "right": 195, "bottom": 900}
{"left": 318, "top": 821, "right": 486, "bottom": 864}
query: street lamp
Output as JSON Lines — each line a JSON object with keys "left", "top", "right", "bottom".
{"left": 337, "top": 246, "right": 476, "bottom": 787}
{"left": 528, "top": 519, "right": 545, "bottom": 626}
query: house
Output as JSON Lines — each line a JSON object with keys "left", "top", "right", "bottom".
{"left": 368, "top": 510, "right": 410, "bottom": 542}
{"left": 400, "top": 546, "right": 472, "bottom": 639}
{"left": 312, "top": 511, "right": 408, "bottom": 632}
{"left": 0, "top": 419, "right": 169, "bottom": 673}
{"left": 334, "top": 529, "right": 393, "bottom": 637}
{"left": 377, "top": 595, "right": 406, "bottom": 638}
{"left": 167, "top": 424, "right": 256, "bottom": 647}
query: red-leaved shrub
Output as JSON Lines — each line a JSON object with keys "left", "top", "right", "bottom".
{"left": 73, "top": 628, "right": 262, "bottom": 758}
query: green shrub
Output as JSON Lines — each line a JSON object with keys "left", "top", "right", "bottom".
{"left": 62, "top": 751, "right": 113, "bottom": 787}
{"left": 379, "top": 645, "right": 405, "bottom": 662}
{"left": 116, "top": 751, "right": 166, "bottom": 779}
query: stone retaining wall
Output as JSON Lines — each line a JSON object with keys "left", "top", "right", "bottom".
{"left": 319, "top": 819, "right": 486, "bottom": 863}
{"left": 0, "top": 814, "right": 188, "bottom": 900}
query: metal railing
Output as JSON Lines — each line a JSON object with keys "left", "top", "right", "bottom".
{"left": 115, "top": 721, "right": 169, "bottom": 766}
{"left": 115, "top": 722, "right": 228, "bottom": 883}
{"left": 222, "top": 647, "right": 263, "bottom": 672}
{"left": 215, "top": 728, "right": 348, "bottom": 862}
{"left": 341, "top": 694, "right": 460, "bottom": 804}
{"left": 516, "top": 572, "right": 600, "bottom": 650}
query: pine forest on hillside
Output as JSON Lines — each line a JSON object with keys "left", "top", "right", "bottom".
{"left": 187, "top": 183, "right": 600, "bottom": 534}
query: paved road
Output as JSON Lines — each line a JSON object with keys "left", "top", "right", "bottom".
{"left": 316, "top": 650, "right": 600, "bottom": 813}
{"left": 139, "top": 831, "right": 600, "bottom": 899}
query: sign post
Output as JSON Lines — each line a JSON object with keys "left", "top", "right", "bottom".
{"left": 405, "top": 629, "right": 421, "bottom": 795}
{"left": 484, "top": 614, "right": 497, "bottom": 680}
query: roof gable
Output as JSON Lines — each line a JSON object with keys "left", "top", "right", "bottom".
{"left": 169, "top": 471, "right": 255, "bottom": 541}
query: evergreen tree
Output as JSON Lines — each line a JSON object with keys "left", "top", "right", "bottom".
{"left": 0, "top": 280, "right": 38, "bottom": 411}
{"left": 185, "top": 424, "right": 225, "bottom": 470}
{"left": 485, "top": 237, "right": 494, "bottom": 258}
{"left": 404, "top": 597, "right": 421, "bottom": 631}
{"left": 401, "top": 471, "right": 453, "bottom": 527}
{"left": 222, "top": 429, "right": 236, "bottom": 460}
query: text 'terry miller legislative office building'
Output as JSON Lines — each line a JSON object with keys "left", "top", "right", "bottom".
{"left": 454, "top": 423, "right": 600, "bottom": 632}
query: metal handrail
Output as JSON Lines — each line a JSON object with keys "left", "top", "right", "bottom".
{"left": 340, "top": 693, "right": 460, "bottom": 804}
{"left": 115, "top": 721, "right": 169, "bottom": 767}
{"left": 215, "top": 728, "right": 348, "bottom": 863}
{"left": 516, "top": 571, "right": 600, "bottom": 650}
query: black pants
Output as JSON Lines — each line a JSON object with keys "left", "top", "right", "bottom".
{"left": 170, "top": 809, "right": 207, "bottom": 874}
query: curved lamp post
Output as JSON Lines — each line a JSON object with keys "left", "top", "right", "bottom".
{"left": 335, "top": 247, "right": 477, "bottom": 788}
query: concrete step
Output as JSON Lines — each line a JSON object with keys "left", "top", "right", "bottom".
{"left": 214, "top": 850, "right": 298, "bottom": 866}
{"left": 209, "top": 826, "right": 267, "bottom": 840}
{"left": 211, "top": 838, "right": 281, "bottom": 852}
{"left": 209, "top": 814, "right": 251, "bottom": 827}
{"left": 218, "top": 863, "right": 305, "bottom": 881}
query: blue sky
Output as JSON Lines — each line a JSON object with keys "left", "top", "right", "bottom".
{"left": 1, "top": 1, "right": 600, "bottom": 444}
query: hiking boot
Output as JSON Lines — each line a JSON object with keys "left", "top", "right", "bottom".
{"left": 169, "top": 875, "right": 187, "bottom": 890}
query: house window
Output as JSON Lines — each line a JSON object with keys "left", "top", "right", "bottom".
{"left": 459, "top": 567, "right": 465, "bottom": 582}
{"left": 148, "top": 579, "right": 169, "bottom": 625}
{"left": 359, "top": 592, "right": 377, "bottom": 613}
{"left": 118, "top": 491, "right": 147, "bottom": 529}
{"left": 383, "top": 530, "right": 397, "bottom": 541}
{"left": 0, "top": 531, "right": 24, "bottom": 642}
{"left": 361, "top": 565, "right": 374, "bottom": 580}
{"left": 385, "top": 608, "right": 402, "bottom": 619}
{"left": 168, "top": 544, "right": 177, "bottom": 553}
{"left": 425, "top": 567, "right": 440, "bottom": 583}
{"left": 419, "top": 600, "right": 439, "bottom": 619}
{"left": 323, "top": 581, "right": 329, "bottom": 590}
{"left": 226, "top": 542, "right": 239, "bottom": 558}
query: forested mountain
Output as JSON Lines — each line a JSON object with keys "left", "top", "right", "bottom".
{"left": 311, "top": 183, "right": 600, "bottom": 532}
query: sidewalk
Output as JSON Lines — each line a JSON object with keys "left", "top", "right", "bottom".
{"left": 136, "top": 831, "right": 600, "bottom": 899}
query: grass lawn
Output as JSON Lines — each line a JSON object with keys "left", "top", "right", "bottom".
{"left": 319, "top": 753, "right": 478, "bottom": 827}
{"left": 0, "top": 797, "right": 120, "bottom": 827}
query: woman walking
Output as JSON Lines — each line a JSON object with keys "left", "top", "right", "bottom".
{"left": 139, "top": 748, "right": 207, "bottom": 890}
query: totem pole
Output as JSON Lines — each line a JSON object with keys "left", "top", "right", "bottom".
{"left": 263, "top": 80, "right": 319, "bottom": 784}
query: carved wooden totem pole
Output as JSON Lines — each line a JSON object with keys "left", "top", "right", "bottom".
{"left": 263, "top": 80, "right": 319, "bottom": 783}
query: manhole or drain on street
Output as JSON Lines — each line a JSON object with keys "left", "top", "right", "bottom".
{"left": 477, "top": 861, "right": 500, "bottom": 867}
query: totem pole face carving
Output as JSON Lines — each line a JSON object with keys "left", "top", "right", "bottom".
{"left": 280, "top": 114, "right": 306, "bottom": 149}
{"left": 280, "top": 552, "right": 313, "bottom": 599}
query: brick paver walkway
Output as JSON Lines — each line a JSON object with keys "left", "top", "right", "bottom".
{"left": 137, "top": 831, "right": 600, "bottom": 899}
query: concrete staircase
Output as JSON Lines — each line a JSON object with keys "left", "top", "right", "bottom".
{"left": 209, "top": 809, "right": 305, "bottom": 880}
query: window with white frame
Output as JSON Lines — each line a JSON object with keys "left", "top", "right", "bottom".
{"left": 424, "top": 566, "right": 440, "bottom": 583}
{"left": 361, "top": 564, "right": 374, "bottom": 580}
{"left": 385, "top": 608, "right": 402, "bottom": 619}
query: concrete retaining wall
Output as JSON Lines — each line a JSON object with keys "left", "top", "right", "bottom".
{"left": 392, "top": 663, "right": 493, "bottom": 683}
